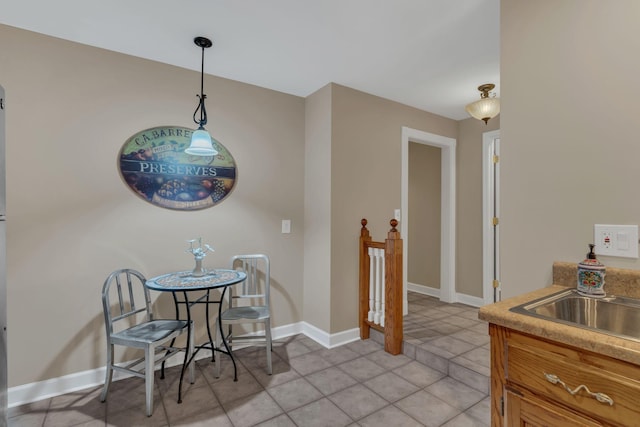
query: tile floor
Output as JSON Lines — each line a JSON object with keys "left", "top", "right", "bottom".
{"left": 8, "top": 293, "right": 491, "bottom": 427}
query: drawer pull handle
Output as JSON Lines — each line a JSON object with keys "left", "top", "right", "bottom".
{"left": 544, "top": 373, "right": 613, "bottom": 406}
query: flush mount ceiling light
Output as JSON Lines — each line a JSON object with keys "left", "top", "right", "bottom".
{"left": 465, "top": 83, "right": 500, "bottom": 125}
{"left": 185, "top": 36, "right": 219, "bottom": 156}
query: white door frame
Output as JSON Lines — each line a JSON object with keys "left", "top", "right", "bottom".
{"left": 401, "top": 127, "right": 457, "bottom": 309}
{"left": 482, "top": 130, "right": 501, "bottom": 304}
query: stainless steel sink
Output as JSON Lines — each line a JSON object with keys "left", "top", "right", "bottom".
{"left": 510, "top": 289, "right": 640, "bottom": 342}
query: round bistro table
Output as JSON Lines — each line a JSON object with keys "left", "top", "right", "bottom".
{"left": 145, "top": 269, "right": 247, "bottom": 402}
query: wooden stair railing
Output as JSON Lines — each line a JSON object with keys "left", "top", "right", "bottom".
{"left": 359, "top": 218, "right": 403, "bottom": 355}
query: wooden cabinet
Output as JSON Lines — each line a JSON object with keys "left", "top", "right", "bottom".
{"left": 489, "top": 324, "right": 640, "bottom": 426}
{"left": 505, "top": 388, "right": 601, "bottom": 427}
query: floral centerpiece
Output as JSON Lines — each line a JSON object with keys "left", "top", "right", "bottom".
{"left": 186, "top": 237, "right": 214, "bottom": 276}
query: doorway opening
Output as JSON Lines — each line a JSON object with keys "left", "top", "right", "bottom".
{"left": 401, "top": 127, "right": 457, "bottom": 314}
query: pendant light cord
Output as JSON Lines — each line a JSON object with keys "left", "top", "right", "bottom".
{"left": 193, "top": 44, "right": 207, "bottom": 128}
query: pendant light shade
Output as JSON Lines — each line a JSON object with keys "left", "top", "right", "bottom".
{"left": 465, "top": 84, "right": 500, "bottom": 124}
{"left": 185, "top": 36, "right": 219, "bottom": 156}
{"left": 186, "top": 127, "right": 217, "bottom": 156}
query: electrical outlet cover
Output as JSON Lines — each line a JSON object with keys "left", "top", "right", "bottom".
{"left": 594, "top": 224, "right": 638, "bottom": 258}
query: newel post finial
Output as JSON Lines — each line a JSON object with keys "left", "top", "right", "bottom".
{"left": 360, "top": 218, "right": 370, "bottom": 238}
{"left": 389, "top": 219, "right": 398, "bottom": 232}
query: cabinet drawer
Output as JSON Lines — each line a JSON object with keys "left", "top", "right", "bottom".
{"left": 506, "top": 337, "right": 640, "bottom": 426}
{"left": 506, "top": 388, "right": 602, "bottom": 427}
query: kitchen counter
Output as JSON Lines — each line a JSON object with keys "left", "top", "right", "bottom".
{"left": 478, "top": 262, "right": 640, "bottom": 366}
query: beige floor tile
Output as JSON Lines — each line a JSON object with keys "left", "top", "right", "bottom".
{"left": 424, "top": 377, "right": 486, "bottom": 410}
{"left": 170, "top": 406, "right": 233, "bottom": 427}
{"left": 222, "top": 390, "right": 283, "bottom": 427}
{"left": 305, "top": 367, "right": 358, "bottom": 396}
{"left": 209, "top": 368, "right": 264, "bottom": 404}
{"left": 254, "top": 413, "right": 297, "bottom": 427}
{"left": 8, "top": 412, "right": 48, "bottom": 427}
{"left": 287, "top": 398, "right": 352, "bottom": 427}
{"left": 13, "top": 292, "right": 490, "bottom": 427}
{"left": 266, "top": 377, "right": 323, "bottom": 411}
{"left": 337, "top": 357, "right": 386, "bottom": 382}
{"left": 106, "top": 403, "right": 169, "bottom": 427}
{"left": 392, "top": 361, "right": 447, "bottom": 388}
{"left": 328, "top": 384, "right": 387, "bottom": 420}
{"left": 365, "top": 350, "right": 412, "bottom": 370}
{"left": 358, "top": 405, "right": 424, "bottom": 427}
{"left": 363, "top": 372, "right": 419, "bottom": 403}
{"left": 249, "top": 357, "right": 301, "bottom": 389}
{"left": 288, "top": 352, "right": 333, "bottom": 376}
{"left": 395, "top": 390, "right": 460, "bottom": 427}
{"left": 162, "top": 383, "right": 221, "bottom": 424}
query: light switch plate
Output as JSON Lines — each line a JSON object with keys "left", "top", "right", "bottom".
{"left": 281, "top": 219, "right": 291, "bottom": 234}
{"left": 594, "top": 224, "right": 638, "bottom": 258}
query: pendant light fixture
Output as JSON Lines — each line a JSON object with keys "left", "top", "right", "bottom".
{"left": 185, "top": 36, "right": 219, "bottom": 156}
{"left": 465, "top": 83, "right": 500, "bottom": 125}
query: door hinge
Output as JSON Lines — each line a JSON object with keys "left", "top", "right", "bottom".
{"left": 493, "top": 154, "right": 499, "bottom": 164}
{"left": 493, "top": 279, "right": 500, "bottom": 289}
{"left": 492, "top": 217, "right": 499, "bottom": 226}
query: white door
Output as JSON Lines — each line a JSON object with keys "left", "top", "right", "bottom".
{"left": 483, "top": 130, "right": 500, "bottom": 304}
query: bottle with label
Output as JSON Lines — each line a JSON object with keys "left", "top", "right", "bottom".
{"left": 577, "top": 244, "right": 606, "bottom": 297}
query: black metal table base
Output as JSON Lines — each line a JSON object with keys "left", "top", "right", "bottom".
{"left": 175, "top": 287, "right": 238, "bottom": 403}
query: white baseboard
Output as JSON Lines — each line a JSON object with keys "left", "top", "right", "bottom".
{"left": 407, "top": 282, "right": 440, "bottom": 298}
{"left": 8, "top": 321, "right": 358, "bottom": 407}
{"left": 300, "top": 322, "right": 360, "bottom": 348}
{"left": 407, "top": 282, "right": 485, "bottom": 308}
{"left": 455, "top": 293, "right": 485, "bottom": 308}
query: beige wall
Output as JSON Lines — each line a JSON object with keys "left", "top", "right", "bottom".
{"left": 408, "top": 143, "right": 441, "bottom": 288}
{"left": 456, "top": 116, "right": 500, "bottom": 297}
{"left": 501, "top": 1, "right": 640, "bottom": 298}
{"left": 303, "top": 84, "right": 332, "bottom": 331}
{"left": 329, "top": 84, "right": 457, "bottom": 332}
{"left": 0, "top": 25, "right": 305, "bottom": 386}
{"left": 1, "top": 22, "right": 498, "bottom": 388}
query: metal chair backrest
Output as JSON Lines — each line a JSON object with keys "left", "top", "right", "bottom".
{"left": 102, "top": 269, "right": 152, "bottom": 337}
{"left": 230, "top": 254, "right": 270, "bottom": 310}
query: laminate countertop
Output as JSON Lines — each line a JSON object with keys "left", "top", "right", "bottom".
{"left": 478, "top": 262, "right": 640, "bottom": 366}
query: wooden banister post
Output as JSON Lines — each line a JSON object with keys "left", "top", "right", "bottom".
{"left": 384, "top": 219, "right": 403, "bottom": 355}
{"left": 359, "top": 219, "right": 372, "bottom": 339}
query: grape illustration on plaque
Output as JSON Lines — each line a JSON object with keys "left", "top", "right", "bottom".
{"left": 118, "top": 126, "right": 237, "bottom": 210}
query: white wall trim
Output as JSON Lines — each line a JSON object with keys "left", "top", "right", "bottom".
{"left": 406, "top": 283, "right": 484, "bottom": 308}
{"left": 401, "top": 127, "right": 457, "bottom": 305}
{"left": 300, "top": 322, "right": 360, "bottom": 349}
{"left": 455, "top": 293, "right": 485, "bottom": 308}
{"left": 406, "top": 282, "right": 440, "bottom": 298}
{"left": 8, "top": 322, "right": 359, "bottom": 408}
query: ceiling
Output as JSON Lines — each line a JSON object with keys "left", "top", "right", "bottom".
{"left": 1, "top": 0, "right": 500, "bottom": 120}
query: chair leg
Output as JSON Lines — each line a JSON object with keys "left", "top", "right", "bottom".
{"left": 188, "top": 322, "right": 195, "bottom": 384}
{"left": 144, "top": 346, "right": 155, "bottom": 417}
{"left": 100, "top": 344, "right": 114, "bottom": 402}
{"left": 265, "top": 320, "right": 272, "bottom": 375}
{"left": 214, "top": 318, "right": 221, "bottom": 378}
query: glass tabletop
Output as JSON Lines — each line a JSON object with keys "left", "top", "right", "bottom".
{"left": 145, "top": 269, "right": 246, "bottom": 292}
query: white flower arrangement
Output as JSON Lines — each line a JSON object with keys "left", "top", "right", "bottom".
{"left": 186, "top": 237, "right": 214, "bottom": 260}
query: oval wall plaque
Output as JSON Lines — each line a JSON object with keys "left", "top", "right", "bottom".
{"left": 118, "top": 126, "right": 237, "bottom": 210}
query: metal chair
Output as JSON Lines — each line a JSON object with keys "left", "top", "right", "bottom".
{"left": 215, "top": 254, "right": 272, "bottom": 377}
{"left": 100, "top": 269, "right": 194, "bottom": 416}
